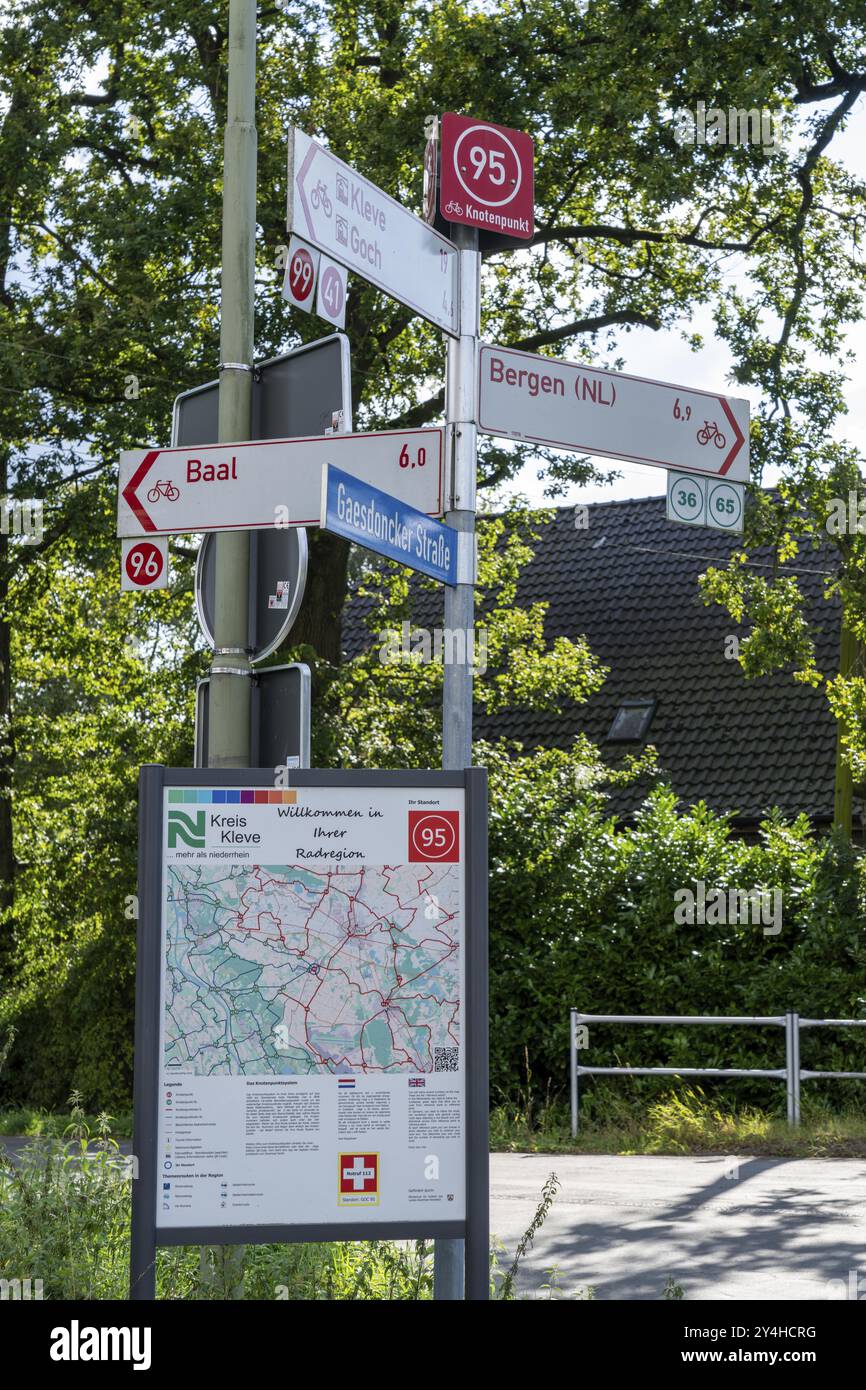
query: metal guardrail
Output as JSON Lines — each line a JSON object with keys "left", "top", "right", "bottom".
{"left": 569, "top": 1010, "right": 866, "bottom": 1135}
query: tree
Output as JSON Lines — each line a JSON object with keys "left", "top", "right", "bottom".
{"left": 3, "top": 0, "right": 866, "bottom": 1078}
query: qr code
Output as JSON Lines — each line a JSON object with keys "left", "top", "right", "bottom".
{"left": 434, "top": 1046, "right": 459, "bottom": 1073}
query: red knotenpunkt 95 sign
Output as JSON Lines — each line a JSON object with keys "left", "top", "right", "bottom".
{"left": 408, "top": 810, "right": 460, "bottom": 863}
{"left": 439, "top": 112, "right": 534, "bottom": 241}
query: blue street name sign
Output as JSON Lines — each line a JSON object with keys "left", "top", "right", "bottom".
{"left": 320, "top": 463, "right": 458, "bottom": 585}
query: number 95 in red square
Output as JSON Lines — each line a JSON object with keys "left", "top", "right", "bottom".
{"left": 408, "top": 810, "right": 460, "bottom": 863}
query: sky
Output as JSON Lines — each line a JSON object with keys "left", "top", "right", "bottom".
{"left": 499, "top": 107, "right": 866, "bottom": 509}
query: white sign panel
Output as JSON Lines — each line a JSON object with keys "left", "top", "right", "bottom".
{"left": 288, "top": 127, "right": 460, "bottom": 336}
{"left": 479, "top": 344, "right": 749, "bottom": 483}
{"left": 117, "top": 428, "right": 444, "bottom": 537}
{"left": 156, "top": 782, "right": 466, "bottom": 1228}
{"left": 667, "top": 470, "right": 744, "bottom": 531}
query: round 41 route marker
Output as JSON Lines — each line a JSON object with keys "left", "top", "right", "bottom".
{"left": 316, "top": 257, "right": 347, "bottom": 329}
{"left": 121, "top": 536, "right": 169, "bottom": 591}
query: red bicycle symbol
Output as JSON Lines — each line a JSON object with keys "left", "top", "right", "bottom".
{"left": 696, "top": 420, "right": 726, "bottom": 449}
{"left": 146, "top": 479, "right": 180, "bottom": 503}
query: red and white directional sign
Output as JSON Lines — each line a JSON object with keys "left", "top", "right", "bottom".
{"left": 117, "top": 429, "right": 445, "bottom": 538}
{"left": 439, "top": 113, "right": 534, "bottom": 241}
{"left": 121, "top": 537, "right": 169, "bottom": 590}
{"left": 478, "top": 344, "right": 749, "bottom": 482}
{"left": 287, "top": 127, "right": 460, "bottom": 336}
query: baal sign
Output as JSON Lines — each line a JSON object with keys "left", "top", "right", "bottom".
{"left": 478, "top": 343, "right": 749, "bottom": 482}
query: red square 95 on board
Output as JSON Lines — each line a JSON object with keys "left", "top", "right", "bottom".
{"left": 408, "top": 810, "right": 460, "bottom": 863}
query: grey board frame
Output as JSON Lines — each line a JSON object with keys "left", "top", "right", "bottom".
{"left": 171, "top": 334, "right": 352, "bottom": 447}
{"left": 131, "top": 765, "right": 489, "bottom": 1301}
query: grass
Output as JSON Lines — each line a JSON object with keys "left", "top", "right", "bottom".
{"left": 490, "top": 1085, "right": 866, "bottom": 1158}
{"left": 0, "top": 1107, "right": 133, "bottom": 1138}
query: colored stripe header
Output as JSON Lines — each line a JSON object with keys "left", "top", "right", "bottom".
{"left": 168, "top": 789, "right": 297, "bottom": 805}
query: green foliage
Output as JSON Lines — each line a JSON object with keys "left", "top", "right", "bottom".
{"left": 491, "top": 1088, "right": 866, "bottom": 1158}
{"left": 0, "top": 521, "right": 198, "bottom": 1107}
{"left": 2, "top": 0, "right": 866, "bottom": 1118}
{"left": 486, "top": 779, "right": 866, "bottom": 1107}
{"left": 315, "top": 502, "right": 607, "bottom": 768}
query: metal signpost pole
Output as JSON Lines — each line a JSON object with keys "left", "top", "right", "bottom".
{"left": 436, "top": 222, "right": 480, "bottom": 1300}
{"left": 207, "top": 0, "right": 256, "bottom": 1299}
{"left": 209, "top": 0, "right": 255, "bottom": 776}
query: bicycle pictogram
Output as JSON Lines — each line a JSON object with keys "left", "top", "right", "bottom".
{"left": 696, "top": 420, "right": 726, "bottom": 449}
{"left": 310, "top": 180, "right": 332, "bottom": 216}
{"left": 444, "top": 199, "right": 464, "bottom": 218}
{"left": 146, "top": 479, "right": 180, "bottom": 503}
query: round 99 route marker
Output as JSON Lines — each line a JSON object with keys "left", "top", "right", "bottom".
{"left": 121, "top": 537, "right": 169, "bottom": 591}
{"left": 282, "top": 235, "right": 320, "bottom": 314}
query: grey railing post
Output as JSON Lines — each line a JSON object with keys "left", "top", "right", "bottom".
{"left": 791, "top": 1011, "right": 801, "bottom": 1128}
{"left": 570, "top": 1009, "right": 579, "bottom": 1137}
{"left": 785, "top": 1011, "right": 802, "bottom": 1128}
{"left": 785, "top": 1012, "right": 794, "bottom": 1126}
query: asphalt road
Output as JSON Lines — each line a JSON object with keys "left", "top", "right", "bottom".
{"left": 490, "top": 1152, "right": 866, "bottom": 1301}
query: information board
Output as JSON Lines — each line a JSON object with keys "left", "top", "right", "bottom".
{"left": 131, "top": 767, "right": 489, "bottom": 1299}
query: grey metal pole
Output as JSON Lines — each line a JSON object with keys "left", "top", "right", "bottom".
{"left": 205, "top": 0, "right": 256, "bottom": 1300}
{"left": 570, "top": 1010, "right": 579, "bottom": 1137}
{"left": 435, "top": 223, "right": 480, "bottom": 1302}
{"left": 209, "top": 0, "right": 255, "bottom": 772}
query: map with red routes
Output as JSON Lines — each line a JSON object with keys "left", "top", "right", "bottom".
{"left": 163, "top": 862, "right": 461, "bottom": 1075}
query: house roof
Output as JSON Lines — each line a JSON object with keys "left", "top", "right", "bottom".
{"left": 342, "top": 494, "right": 841, "bottom": 826}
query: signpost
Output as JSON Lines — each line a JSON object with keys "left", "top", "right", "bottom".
{"left": 321, "top": 464, "right": 459, "bottom": 585}
{"left": 439, "top": 112, "right": 534, "bottom": 242}
{"left": 287, "top": 127, "right": 460, "bottom": 336}
{"left": 316, "top": 258, "right": 348, "bottom": 329}
{"left": 478, "top": 343, "right": 749, "bottom": 482}
{"left": 130, "top": 766, "right": 489, "bottom": 1300}
{"left": 667, "top": 470, "right": 744, "bottom": 531}
{"left": 117, "top": 428, "right": 445, "bottom": 537}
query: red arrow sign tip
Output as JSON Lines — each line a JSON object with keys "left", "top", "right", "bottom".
{"left": 719, "top": 400, "right": 746, "bottom": 476}
{"left": 122, "top": 450, "right": 160, "bottom": 532}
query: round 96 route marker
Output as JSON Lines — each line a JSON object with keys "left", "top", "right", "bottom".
{"left": 121, "top": 537, "right": 169, "bottom": 591}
